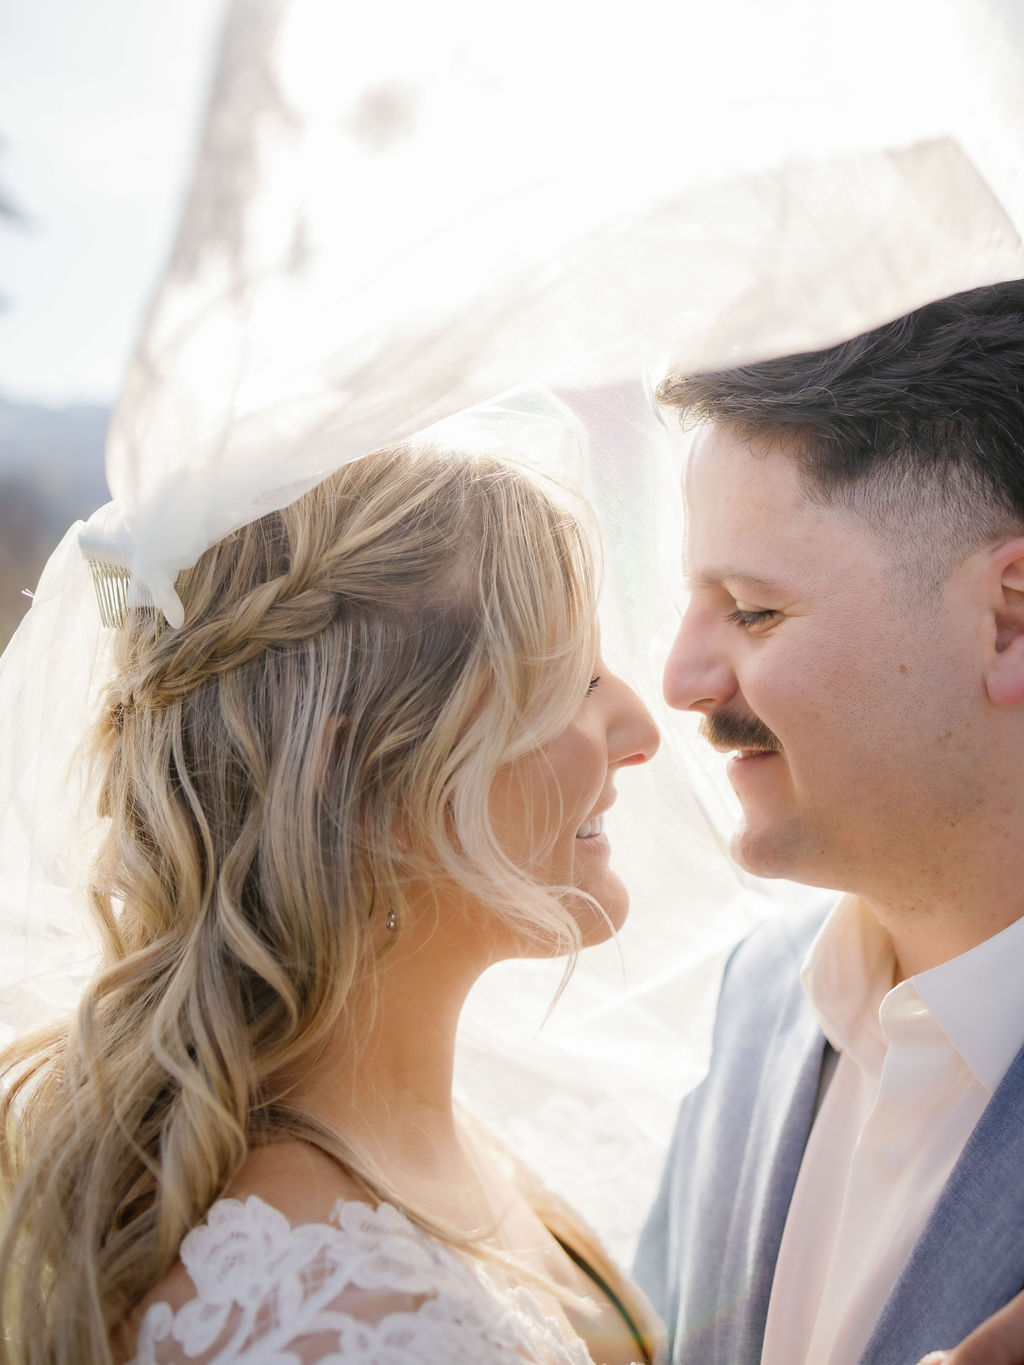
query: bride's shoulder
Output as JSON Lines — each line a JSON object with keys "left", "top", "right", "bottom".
{"left": 120, "top": 1144, "right": 475, "bottom": 1365}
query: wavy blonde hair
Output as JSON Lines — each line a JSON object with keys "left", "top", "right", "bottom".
{"left": 0, "top": 443, "right": 600, "bottom": 1365}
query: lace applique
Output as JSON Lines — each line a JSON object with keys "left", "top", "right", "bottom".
{"left": 131, "top": 1195, "right": 597, "bottom": 1364}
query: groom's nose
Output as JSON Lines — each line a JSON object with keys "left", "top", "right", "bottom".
{"left": 663, "top": 603, "right": 738, "bottom": 715}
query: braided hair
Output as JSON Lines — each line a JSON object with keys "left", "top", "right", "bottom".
{"left": 0, "top": 443, "right": 599, "bottom": 1364}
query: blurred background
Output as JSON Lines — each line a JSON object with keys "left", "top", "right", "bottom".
{"left": 0, "top": 0, "right": 225, "bottom": 649}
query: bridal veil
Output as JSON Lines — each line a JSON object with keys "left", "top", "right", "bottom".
{"left": 2, "top": 0, "right": 1023, "bottom": 1261}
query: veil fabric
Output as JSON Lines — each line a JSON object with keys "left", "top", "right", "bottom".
{"left": 3, "top": 0, "right": 1024, "bottom": 1260}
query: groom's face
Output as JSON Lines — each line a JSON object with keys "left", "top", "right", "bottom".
{"left": 662, "top": 423, "right": 983, "bottom": 894}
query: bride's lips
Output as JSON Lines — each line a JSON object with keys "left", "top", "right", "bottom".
{"left": 575, "top": 809, "right": 611, "bottom": 855}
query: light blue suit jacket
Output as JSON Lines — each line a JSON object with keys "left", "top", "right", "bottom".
{"left": 634, "top": 903, "right": 1024, "bottom": 1365}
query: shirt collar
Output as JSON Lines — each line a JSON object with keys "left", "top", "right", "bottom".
{"left": 801, "top": 895, "right": 1024, "bottom": 1095}
{"left": 912, "top": 913, "right": 1024, "bottom": 1095}
{"left": 800, "top": 894, "right": 893, "bottom": 1072}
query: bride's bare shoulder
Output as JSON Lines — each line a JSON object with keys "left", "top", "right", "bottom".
{"left": 117, "top": 1142, "right": 377, "bottom": 1364}
{"left": 224, "top": 1137, "right": 370, "bottom": 1214}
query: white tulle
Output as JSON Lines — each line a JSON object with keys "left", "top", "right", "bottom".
{"left": 4, "top": 0, "right": 1024, "bottom": 1273}
{"left": 131, "top": 1196, "right": 596, "bottom": 1365}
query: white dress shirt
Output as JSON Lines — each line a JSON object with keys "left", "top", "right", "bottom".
{"left": 761, "top": 896, "right": 1024, "bottom": 1365}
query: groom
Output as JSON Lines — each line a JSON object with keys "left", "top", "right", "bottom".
{"left": 635, "top": 279, "right": 1024, "bottom": 1365}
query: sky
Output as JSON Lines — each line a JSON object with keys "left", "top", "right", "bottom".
{"left": 0, "top": 0, "right": 226, "bottom": 407}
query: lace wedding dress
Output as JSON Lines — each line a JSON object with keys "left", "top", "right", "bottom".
{"left": 130, "top": 1193, "right": 643, "bottom": 1364}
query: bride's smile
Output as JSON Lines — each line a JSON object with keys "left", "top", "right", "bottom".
{"left": 486, "top": 655, "right": 658, "bottom": 948}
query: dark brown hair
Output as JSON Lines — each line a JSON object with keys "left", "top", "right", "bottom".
{"left": 659, "top": 280, "right": 1024, "bottom": 574}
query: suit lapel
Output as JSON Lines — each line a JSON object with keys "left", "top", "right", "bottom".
{"left": 723, "top": 994, "right": 828, "bottom": 1365}
{"left": 860, "top": 1039, "right": 1024, "bottom": 1365}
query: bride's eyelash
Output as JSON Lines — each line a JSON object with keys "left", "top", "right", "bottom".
{"left": 585, "top": 675, "right": 602, "bottom": 697}
{"left": 726, "top": 608, "right": 777, "bottom": 629}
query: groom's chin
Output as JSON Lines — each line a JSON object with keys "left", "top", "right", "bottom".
{"left": 729, "top": 814, "right": 822, "bottom": 884}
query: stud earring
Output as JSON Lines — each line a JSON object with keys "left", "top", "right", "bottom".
{"left": 385, "top": 909, "right": 398, "bottom": 932}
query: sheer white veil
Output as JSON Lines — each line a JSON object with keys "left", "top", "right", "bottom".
{"left": 3, "top": 0, "right": 1024, "bottom": 1260}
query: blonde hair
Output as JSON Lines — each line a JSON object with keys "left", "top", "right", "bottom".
{"left": 0, "top": 443, "right": 600, "bottom": 1364}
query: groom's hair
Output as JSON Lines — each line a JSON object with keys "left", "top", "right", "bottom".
{"left": 658, "top": 279, "right": 1024, "bottom": 586}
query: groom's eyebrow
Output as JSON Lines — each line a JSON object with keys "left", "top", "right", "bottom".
{"left": 687, "top": 569, "right": 788, "bottom": 596}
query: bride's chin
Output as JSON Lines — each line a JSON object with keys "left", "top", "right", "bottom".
{"left": 569, "top": 879, "right": 629, "bottom": 949}
{"left": 576, "top": 910, "right": 627, "bottom": 950}
{"left": 488, "top": 880, "right": 630, "bottom": 962}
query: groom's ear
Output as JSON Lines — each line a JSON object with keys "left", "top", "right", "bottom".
{"left": 984, "top": 539, "right": 1024, "bottom": 707}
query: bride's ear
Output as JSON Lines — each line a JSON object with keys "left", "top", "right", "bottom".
{"left": 984, "top": 540, "right": 1024, "bottom": 707}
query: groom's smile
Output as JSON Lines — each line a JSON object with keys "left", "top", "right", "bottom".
{"left": 662, "top": 422, "right": 985, "bottom": 897}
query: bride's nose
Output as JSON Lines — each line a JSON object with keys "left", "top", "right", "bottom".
{"left": 606, "top": 672, "right": 660, "bottom": 767}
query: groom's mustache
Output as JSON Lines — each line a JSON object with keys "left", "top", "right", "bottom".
{"left": 699, "top": 709, "right": 783, "bottom": 754}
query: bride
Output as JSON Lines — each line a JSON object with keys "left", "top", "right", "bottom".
{"left": 0, "top": 440, "right": 661, "bottom": 1364}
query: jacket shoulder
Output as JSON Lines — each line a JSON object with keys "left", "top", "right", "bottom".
{"left": 711, "top": 896, "right": 832, "bottom": 1034}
